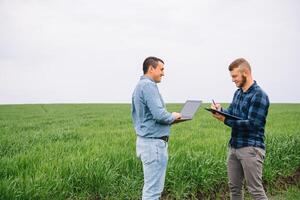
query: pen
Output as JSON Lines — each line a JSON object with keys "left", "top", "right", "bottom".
{"left": 212, "top": 99, "right": 222, "bottom": 111}
{"left": 212, "top": 99, "right": 217, "bottom": 108}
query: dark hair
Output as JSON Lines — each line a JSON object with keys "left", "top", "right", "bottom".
{"left": 228, "top": 58, "right": 251, "bottom": 72}
{"left": 143, "top": 56, "right": 164, "bottom": 74}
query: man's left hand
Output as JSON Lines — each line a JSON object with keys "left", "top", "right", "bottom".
{"left": 212, "top": 113, "right": 225, "bottom": 122}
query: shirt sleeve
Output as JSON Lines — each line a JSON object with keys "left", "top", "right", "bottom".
{"left": 143, "top": 83, "right": 175, "bottom": 125}
{"left": 224, "top": 91, "right": 269, "bottom": 131}
{"left": 222, "top": 104, "right": 233, "bottom": 115}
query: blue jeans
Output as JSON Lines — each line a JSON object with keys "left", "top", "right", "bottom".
{"left": 136, "top": 136, "right": 168, "bottom": 200}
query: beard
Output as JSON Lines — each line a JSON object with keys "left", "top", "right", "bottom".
{"left": 238, "top": 75, "right": 247, "bottom": 88}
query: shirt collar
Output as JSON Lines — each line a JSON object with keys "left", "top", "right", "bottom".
{"left": 242, "top": 80, "right": 257, "bottom": 94}
{"left": 140, "top": 75, "right": 155, "bottom": 83}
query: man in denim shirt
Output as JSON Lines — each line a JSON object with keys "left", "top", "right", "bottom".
{"left": 132, "top": 57, "right": 181, "bottom": 200}
{"left": 211, "top": 58, "right": 269, "bottom": 200}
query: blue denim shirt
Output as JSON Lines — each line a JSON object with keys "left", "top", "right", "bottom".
{"left": 131, "top": 76, "right": 175, "bottom": 138}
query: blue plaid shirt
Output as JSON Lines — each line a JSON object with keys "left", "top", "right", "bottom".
{"left": 223, "top": 81, "right": 269, "bottom": 149}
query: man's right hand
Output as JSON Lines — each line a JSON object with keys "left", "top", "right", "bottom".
{"left": 172, "top": 112, "right": 182, "bottom": 120}
{"left": 211, "top": 103, "right": 222, "bottom": 111}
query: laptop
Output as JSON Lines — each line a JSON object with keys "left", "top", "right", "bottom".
{"left": 173, "top": 100, "right": 202, "bottom": 123}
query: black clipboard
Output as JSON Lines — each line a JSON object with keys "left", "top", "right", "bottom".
{"left": 205, "top": 108, "right": 243, "bottom": 120}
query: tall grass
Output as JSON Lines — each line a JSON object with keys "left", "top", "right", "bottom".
{"left": 0, "top": 104, "right": 299, "bottom": 199}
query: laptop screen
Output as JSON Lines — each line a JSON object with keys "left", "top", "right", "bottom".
{"left": 180, "top": 100, "right": 202, "bottom": 118}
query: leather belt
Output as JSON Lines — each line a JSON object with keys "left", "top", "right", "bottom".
{"left": 139, "top": 135, "right": 169, "bottom": 142}
{"left": 155, "top": 136, "right": 169, "bottom": 142}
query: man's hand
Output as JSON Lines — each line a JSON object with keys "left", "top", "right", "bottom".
{"left": 210, "top": 102, "right": 225, "bottom": 122}
{"left": 172, "top": 112, "right": 182, "bottom": 120}
{"left": 211, "top": 102, "right": 222, "bottom": 111}
{"left": 212, "top": 113, "right": 225, "bottom": 122}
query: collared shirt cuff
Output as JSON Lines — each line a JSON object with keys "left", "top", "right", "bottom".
{"left": 224, "top": 118, "right": 233, "bottom": 127}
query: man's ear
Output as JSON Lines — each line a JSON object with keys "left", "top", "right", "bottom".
{"left": 244, "top": 69, "right": 251, "bottom": 77}
{"left": 148, "top": 65, "right": 153, "bottom": 73}
{"left": 242, "top": 71, "right": 247, "bottom": 77}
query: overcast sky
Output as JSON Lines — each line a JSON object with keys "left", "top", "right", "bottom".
{"left": 1, "top": 0, "right": 299, "bottom": 104}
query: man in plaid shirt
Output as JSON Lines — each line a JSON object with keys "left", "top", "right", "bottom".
{"left": 211, "top": 58, "right": 269, "bottom": 200}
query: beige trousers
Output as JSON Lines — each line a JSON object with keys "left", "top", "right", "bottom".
{"left": 227, "top": 147, "right": 268, "bottom": 200}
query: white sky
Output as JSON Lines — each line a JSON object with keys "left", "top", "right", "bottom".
{"left": 1, "top": 0, "right": 299, "bottom": 104}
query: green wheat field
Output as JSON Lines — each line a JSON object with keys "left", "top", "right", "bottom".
{"left": 0, "top": 104, "right": 300, "bottom": 199}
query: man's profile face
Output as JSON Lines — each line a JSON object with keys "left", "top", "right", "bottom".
{"left": 230, "top": 67, "right": 247, "bottom": 88}
{"left": 150, "top": 61, "right": 165, "bottom": 83}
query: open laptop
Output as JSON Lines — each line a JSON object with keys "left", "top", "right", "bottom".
{"left": 173, "top": 100, "right": 202, "bottom": 124}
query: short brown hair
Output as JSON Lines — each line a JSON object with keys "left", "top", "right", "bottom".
{"left": 143, "top": 56, "right": 164, "bottom": 74}
{"left": 228, "top": 58, "right": 251, "bottom": 72}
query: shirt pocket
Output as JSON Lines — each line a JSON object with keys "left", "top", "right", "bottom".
{"left": 241, "top": 101, "right": 250, "bottom": 116}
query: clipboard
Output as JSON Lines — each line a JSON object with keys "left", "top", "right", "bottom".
{"left": 205, "top": 108, "right": 243, "bottom": 120}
